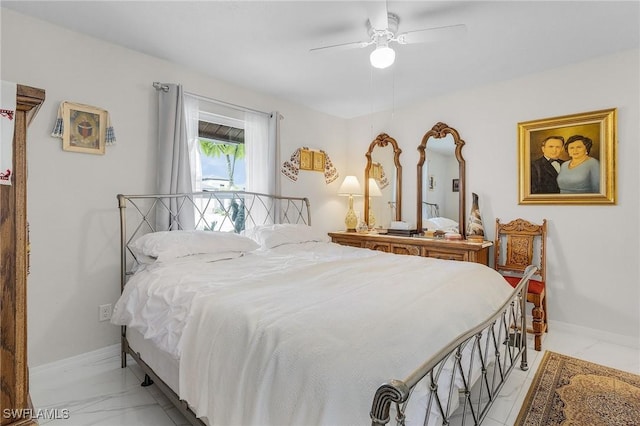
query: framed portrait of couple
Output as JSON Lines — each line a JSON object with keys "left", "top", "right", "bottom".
{"left": 518, "top": 108, "right": 616, "bottom": 205}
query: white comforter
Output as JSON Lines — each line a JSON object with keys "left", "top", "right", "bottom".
{"left": 112, "top": 242, "right": 512, "bottom": 425}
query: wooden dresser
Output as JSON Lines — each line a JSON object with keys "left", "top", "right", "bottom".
{"left": 1, "top": 84, "right": 45, "bottom": 426}
{"left": 328, "top": 231, "right": 492, "bottom": 265}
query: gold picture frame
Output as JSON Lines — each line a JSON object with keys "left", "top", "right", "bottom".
{"left": 62, "top": 103, "right": 107, "bottom": 155}
{"left": 299, "top": 148, "right": 313, "bottom": 171}
{"left": 312, "top": 151, "right": 326, "bottom": 171}
{"left": 518, "top": 108, "right": 616, "bottom": 205}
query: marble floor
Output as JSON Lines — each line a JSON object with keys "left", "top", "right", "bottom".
{"left": 30, "top": 325, "right": 639, "bottom": 426}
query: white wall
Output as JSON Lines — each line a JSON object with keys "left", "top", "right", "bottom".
{"left": 1, "top": 9, "right": 348, "bottom": 366}
{"left": 347, "top": 49, "right": 640, "bottom": 344}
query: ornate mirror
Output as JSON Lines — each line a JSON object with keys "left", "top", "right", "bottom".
{"left": 365, "top": 133, "right": 402, "bottom": 229}
{"left": 417, "top": 123, "right": 466, "bottom": 236}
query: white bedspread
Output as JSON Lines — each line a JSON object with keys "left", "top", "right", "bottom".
{"left": 113, "top": 242, "right": 512, "bottom": 425}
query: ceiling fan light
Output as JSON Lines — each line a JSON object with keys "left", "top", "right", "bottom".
{"left": 370, "top": 46, "right": 395, "bottom": 69}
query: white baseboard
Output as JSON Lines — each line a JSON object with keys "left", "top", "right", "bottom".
{"left": 30, "top": 344, "right": 120, "bottom": 376}
{"left": 548, "top": 319, "right": 640, "bottom": 349}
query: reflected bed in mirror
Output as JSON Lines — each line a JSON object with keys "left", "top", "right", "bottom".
{"left": 365, "top": 133, "right": 402, "bottom": 229}
{"left": 417, "top": 123, "right": 466, "bottom": 237}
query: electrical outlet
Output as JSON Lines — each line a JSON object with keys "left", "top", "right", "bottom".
{"left": 99, "top": 304, "right": 112, "bottom": 322}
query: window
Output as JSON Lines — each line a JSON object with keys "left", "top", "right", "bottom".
{"left": 198, "top": 112, "right": 246, "bottom": 191}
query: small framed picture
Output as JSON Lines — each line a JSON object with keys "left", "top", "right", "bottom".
{"left": 299, "top": 148, "right": 313, "bottom": 170}
{"left": 62, "top": 103, "right": 107, "bottom": 155}
{"left": 312, "top": 151, "right": 326, "bottom": 171}
{"left": 428, "top": 175, "right": 435, "bottom": 191}
{"left": 518, "top": 108, "right": 616, "bottom": 204}
{"left": 452, "top": 178, "right": 459, "bottom": 192}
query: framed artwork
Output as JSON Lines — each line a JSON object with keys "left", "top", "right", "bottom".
{"left": 452, "top": 178, "right": 459, "bottom": 192}
{"left": 299, "top": 148, "right": 313, "bottom": 171}
{"left": 62, "top": 102, "right": 107, "bottom": 155}
{"left": 518, "top": 108, "right": 616, "bottom": 205}
{"left": 428, "top": 175, "right": 435, "bottom": 191}
{"left": 312, "top": 151, "right": 326, "bottom": 171}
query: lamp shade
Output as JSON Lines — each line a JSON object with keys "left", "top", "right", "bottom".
{"left": 338, "top": 175, "right": 362, "bottom": 196}
{"left": 370, "top": 45, "right": 396, "bottom": 69}
{"left": 368, "top": 178, "right": 382, "bottom": 197}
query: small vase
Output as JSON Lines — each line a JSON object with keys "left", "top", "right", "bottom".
{"left": 467, "top": 192, "right": 485, "bottom": 241}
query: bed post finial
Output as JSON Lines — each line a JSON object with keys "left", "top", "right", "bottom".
{"left": 370, "top": 380, "right": 409, "bottom": 426}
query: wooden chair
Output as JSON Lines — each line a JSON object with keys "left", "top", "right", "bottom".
{"left": 494, "top": 218, "right": 547, "bottom": 351}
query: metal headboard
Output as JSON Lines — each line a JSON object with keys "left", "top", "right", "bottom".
{"left": 117, "top": 191, "right": 311, "bottom": 289}
{"left": 423, "top": 202, "right": 440, "bottom": 219}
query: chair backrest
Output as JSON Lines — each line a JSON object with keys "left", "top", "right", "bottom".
{"left": 494, "top": 218, "right": 547, "bottom": 282}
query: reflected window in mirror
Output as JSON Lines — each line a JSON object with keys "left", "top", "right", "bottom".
{"left": 417, "top": 123, "right": 466, "bottom": 237}
{"left": 365, "top": 133, "right": 402, "bottom": 229}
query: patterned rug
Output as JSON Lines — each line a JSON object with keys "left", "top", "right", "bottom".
{"left": 515, "top": 351, "right": 640, "bottom": 425}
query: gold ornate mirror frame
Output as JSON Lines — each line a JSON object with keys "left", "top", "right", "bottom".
{"left": 417, "top": 122, "right": 466, "bottom": 235}
{"left": 365, "top": 133, "right": 403, "bottom": 226}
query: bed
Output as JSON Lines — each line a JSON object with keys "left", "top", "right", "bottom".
{"left": 422, "top": 202, "right": 460, "bottom": 233}
{"left": 113, "top": 191, "right": 535, "bottom": 426}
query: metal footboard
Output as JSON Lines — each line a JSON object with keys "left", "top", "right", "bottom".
{"left": 371, "top": 265, "right": 537, "bottom": 426}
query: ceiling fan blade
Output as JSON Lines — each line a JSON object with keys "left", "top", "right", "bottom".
{"left": 309, "top": 39, "right": 372, "bottom": 54}
{"left": 396, "top": 24, "right": 467, "bottom": 45}
{"left": 365, "top": 0, "right": 389, "bottom": 31}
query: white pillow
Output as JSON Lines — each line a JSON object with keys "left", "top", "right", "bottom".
{"left": 129, "top": 230, "right": 259, "bottom": 261}
{"left": 423, "top": 217, "right": 459, "bottom": 232}
{"left": 244, "top": 224, "right": 329, "bottom": 249}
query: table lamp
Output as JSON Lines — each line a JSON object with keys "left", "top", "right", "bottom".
{"left": 338, "top": 175, "right": 362, "bottom": 232}
{"left": 367, "top": 178, "right": 382, "bottom": 229}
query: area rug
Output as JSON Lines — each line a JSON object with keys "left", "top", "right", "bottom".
{"left": 514, "top": 351, "right": 640, "bottom": 425}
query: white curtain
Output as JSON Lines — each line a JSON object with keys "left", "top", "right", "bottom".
{"left": 245, "top": 111, "right": 279, "bottom": 195}
{"left": 156, "top": 84, "right": 200, "bottom": 230}
{"left": 185, "top": 95, "right": 201, "bottom": 192}
{"left": 269, "top": 112, "right": 282, "bottom": 196}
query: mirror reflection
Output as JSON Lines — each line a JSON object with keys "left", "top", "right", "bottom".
{"left": 423, "top": 134, "right": 458, "bottom": 229}
{"left": 365, "top": 133, "right": 402, "bottom": 229}
{"left": 417, "top": 123, "right": 466, "bottom": 236}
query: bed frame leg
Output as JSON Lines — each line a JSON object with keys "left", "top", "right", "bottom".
{"left": 121, "top": 327, "right": 128, "bottom": 368}
{"left": 519, "top": 287, "right": 529, "bottom": 371}
{"left": 141, "top": 374, "right": 154, "bottom": 387}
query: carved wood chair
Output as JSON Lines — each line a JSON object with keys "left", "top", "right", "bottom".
{"left": 494, "top": 218, "right": 548, "bottom": 351}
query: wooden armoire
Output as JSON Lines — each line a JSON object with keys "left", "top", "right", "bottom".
{"left": 1, "top": 84, "right": 45, "bottom": 426}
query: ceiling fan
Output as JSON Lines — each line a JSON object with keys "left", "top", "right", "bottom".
{"left": 310, "top": 6, "right": 467, "bottom": 69}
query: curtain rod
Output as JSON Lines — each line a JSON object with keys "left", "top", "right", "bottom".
{"left": 152, "top": 82, "right": 270, "bottom": 117}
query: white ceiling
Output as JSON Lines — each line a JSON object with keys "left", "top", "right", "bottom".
{"left": 4, "top": 1, "right": 639, "bottom": 119}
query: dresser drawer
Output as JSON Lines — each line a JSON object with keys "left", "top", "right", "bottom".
{"left": 364, "top": 241, "right": 420, "bottom": 256}
{"left": 330, "top": 236, "right": 365, "bottom": 248}
{"left": 422, "top": 248, "right": 469, "bottom": 262}
{"left": 328, "top": 232, "right": 491, "bottom": 265}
